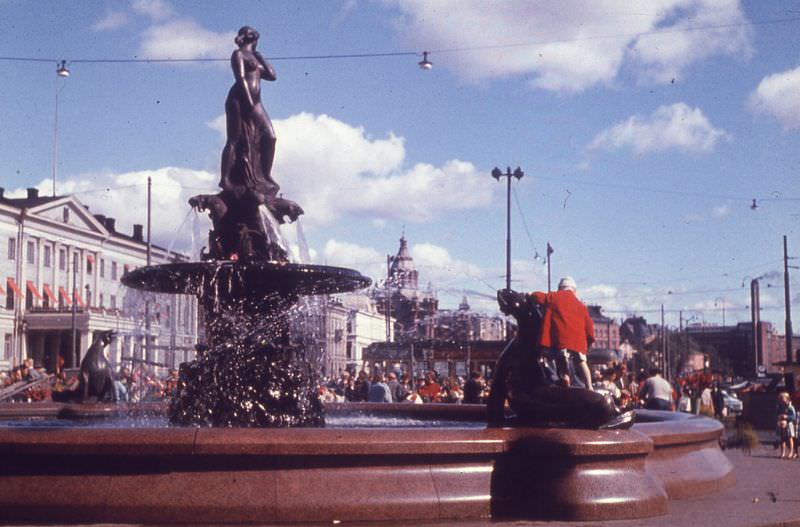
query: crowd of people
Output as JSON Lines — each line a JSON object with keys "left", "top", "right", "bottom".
{"left": 0, "top": 362, "right": 179, "bottom": 403}
{"left": 318, "top": 369, "right": 490, "bottom": 405}
{"left": 0, "top": 356, "right": 737, "bottom": 418}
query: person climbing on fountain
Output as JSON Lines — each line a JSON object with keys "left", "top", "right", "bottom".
{"left": 527, "top": 276, "right": 595, "bottom": 391}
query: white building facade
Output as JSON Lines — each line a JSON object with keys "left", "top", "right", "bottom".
{"left": 0, "top": 188, "right": 198, "bottom": 373}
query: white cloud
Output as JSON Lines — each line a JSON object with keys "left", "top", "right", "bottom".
{"left": 386, "top": 0, "right": 752, "bottom": 92}
{"left": 17, "top": 167, "right": 217, "bottom": 259}
{"left": 267, "top": 112, "right": 495, "bottom": 226}
{"left": 748, "top": 66, "right": 800, "bottom": 130}
{"left": 319, "top": 238, "right": 545, "bottom": 312}
{"left": 132, "top": 0, "right": 175, "bottom": 21}
{"left": 628, "top": 0, "right": 753, "bottom": 83}
{"left": 29, "top": 111, "right": 495, "bottom": 274}
{"left": 138, "top": 19, "right": 234, "bottom": 60}
{"left": 92, "top": 11, "right": 129, "bottom": 31}
{"left": 321, "top": 239, "right": 387, "bottom": 282}
{"left": 588, "top": 102, "right": 730, "bottom": 154}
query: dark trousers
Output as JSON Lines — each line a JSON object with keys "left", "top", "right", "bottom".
{"left": 646, "top": 398, "right": 672, "bottom": 411}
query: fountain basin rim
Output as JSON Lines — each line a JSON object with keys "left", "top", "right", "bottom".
{"left": 0, "top": 422, "right": 656, "bottom": 457}
{"left": 121, "top": 260, "right": 372, "bottom": 296}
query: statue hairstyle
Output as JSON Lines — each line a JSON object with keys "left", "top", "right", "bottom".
{"left": 235, "top": 26, "right": 259, "bottom": 46}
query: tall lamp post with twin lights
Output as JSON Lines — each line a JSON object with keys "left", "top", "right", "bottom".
{"left": 491, "top": 166, "right": 524, "bottom": 291}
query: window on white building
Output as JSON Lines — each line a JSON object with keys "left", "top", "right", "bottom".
{"left": 43, "top": 245, "right": 51, "bottom": 267}
{"left": 111, "top": 262, "right": 118, "bottom": 280}
{"left": 100, "top": 258, "right": 105, "bottom": 278}
{"left": 7, "top": 238, "right": 15, "bottom": 260}
{"left": 110, "top": 295, "right": 117, "bottom": 309}
{"left": 26, "top": 241, "right": 35, "bottom": 264}
{"left": 58, "top": 249, "right": 66, "bottom": 271}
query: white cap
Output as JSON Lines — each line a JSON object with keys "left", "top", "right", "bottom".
{"left": 558, "top": 276, "right": 577, "bottom": 291}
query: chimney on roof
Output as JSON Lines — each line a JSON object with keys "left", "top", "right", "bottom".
{"left": 26, "top": 188, "right": 38, "bottom": 200}
{"left": 0, "top": 188, "right": 4, "bottom": 199}
{"left": 132, "top": 224, "right": 144, "bottom": 241}
{"left": 94, "top": 214, "right": 106, "bottom": 225}
{"left": 104, "top": 217, "right": 116, "bottom": 233}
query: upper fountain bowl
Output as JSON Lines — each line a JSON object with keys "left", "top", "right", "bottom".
{"left": 122, "top": 261, "right": 371, "bottom": 297}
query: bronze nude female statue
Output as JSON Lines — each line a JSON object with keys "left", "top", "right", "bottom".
{"left": 221, "top": 26, "right": 279, "bottom": 204}
{"left": 190, "top": 26, "right": 302, "bottom": 261}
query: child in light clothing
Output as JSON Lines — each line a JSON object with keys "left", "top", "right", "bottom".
{"left": 777, "top": 413, "right": 796, "bottom": 459}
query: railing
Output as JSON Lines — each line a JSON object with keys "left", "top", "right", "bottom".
{"left": 24, "top": 306, "right": 125, "bottom": 317}
{"left": 0, "top": 374, "right": 54, "bottom": 402}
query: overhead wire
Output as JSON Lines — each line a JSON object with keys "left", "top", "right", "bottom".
{"left": 2, "top": 15, "right": 799, "bottom": 66}
{"left": 530, "top": 173, "right": 800, "bottom": 203}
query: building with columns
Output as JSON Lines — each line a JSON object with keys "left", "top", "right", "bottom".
{"left": 0, "top": 188, "right": 198, "bottom": 373}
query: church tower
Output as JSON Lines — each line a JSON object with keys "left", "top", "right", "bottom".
{"left": 389, "top": 235, "right": 418, "bottom": 291}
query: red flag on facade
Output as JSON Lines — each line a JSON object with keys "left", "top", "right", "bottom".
{"left": 6, "top": 278, "right": 23, "bottom": 299}
{"left": 73, "top": 289, "right": 85, "bottom": 308}
{"left": 58, "top": 286, "right": 71, "bottom": 305}
{"left": 43, "top": 284, "right": 58, "bottom": 304}
{"left": 26, "top": 280, "right": 43, "bottom": 300}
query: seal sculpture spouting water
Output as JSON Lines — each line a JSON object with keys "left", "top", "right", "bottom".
{"left": 52, "top": 330, "right": 117, "bottom": 403}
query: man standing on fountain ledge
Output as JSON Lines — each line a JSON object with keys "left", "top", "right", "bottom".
{"left": 528, "top": 277, "right": 595, "bottom": 391}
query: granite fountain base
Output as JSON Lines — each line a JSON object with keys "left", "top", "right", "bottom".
{"left": 0, "top": 406, "right": 733, "bottom": 523}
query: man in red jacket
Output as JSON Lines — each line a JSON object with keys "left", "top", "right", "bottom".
{"left": 529, "top": 276, "right": 595, "bottom": 391}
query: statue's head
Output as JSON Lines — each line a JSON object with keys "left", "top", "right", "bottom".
{"left": 100, "top": 330, "right": 117, "bottom": 345}
{"left": 235, "top": 26, "right": 259, "bottom": 46}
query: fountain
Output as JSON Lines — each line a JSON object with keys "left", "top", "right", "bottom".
{"left": 122, "top": 24, "right": 370, "bottom": 428}
{"left": 0, "top": 25, "right": 733, "bottom": 524}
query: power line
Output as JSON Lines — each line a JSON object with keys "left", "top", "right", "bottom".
{"left": 531, "top": 173, "right": 800, "bottom": 203}
{"left": 511, "top": 185, "right": 545, "bottom": 264}
{"left": 2, "top": 15, "right": 799, "bottom": 66}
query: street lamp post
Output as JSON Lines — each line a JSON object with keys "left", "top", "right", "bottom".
{"left": 71, "top": 252, "right": 78, "bottom": 367}
{"left": 783, "top": 235, "right": 794, "bottom": 364}
{"left": 714, "top": 297, "right": 726, "bottom": 327}
{"left": 52, "top": 60, "right": 70, "bottom": 197}
{"left": 491, "top": 166, "right": 524, "bottom": 290}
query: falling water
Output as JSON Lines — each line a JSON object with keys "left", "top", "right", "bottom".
{"left": 258, "top": 205, "right": 290, "bottom": 260}
{"left": 161, "top": 208, "right": 197, "bottom": 263}
{"left": 295, "top": 218, "right": 311, "bottom": 264}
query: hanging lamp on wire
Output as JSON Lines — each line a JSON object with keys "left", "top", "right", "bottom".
{"left": 56, "top": 60, "right": 70, "bottom": 77}
{"left": 418, "top": 51, "right": 432, "bottom": 70}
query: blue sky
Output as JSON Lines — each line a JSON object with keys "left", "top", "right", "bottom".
{"left": 1, "top": 0, "right": 798, "bottom": 327}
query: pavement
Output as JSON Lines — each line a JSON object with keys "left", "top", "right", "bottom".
{"left": 5, "top": 429, "right": 799, "bottom": 527}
